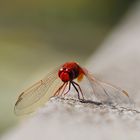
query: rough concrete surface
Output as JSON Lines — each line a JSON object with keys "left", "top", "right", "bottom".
{"left": 1, "top": 2, "right": 140, "bottom": 140}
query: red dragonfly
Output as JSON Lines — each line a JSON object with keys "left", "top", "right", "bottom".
{"left": 15, "top": 62, "right": 131, "bottom": 115}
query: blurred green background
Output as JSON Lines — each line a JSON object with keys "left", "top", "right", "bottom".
{"left": 0, "top": 0, "right": 136, "bottom": 135}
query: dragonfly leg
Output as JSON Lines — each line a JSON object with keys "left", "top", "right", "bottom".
{"left": 59, "top": 82, "right": 68, "bottom": 96}
{"left": 71, "top": 82, "right": 81, "bottom": 100}
{"left": 53, "top": 83, "right": 65, "bottom": 96}
{"left": 72, "top": 81, "right": 84, "bottom": 100}
{"left": 63, "top": 82, "right": 71, "bottom": 96}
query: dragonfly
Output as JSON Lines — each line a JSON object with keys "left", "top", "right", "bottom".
{"left": 14, "top": 62, "right": 132, "bottom": 115}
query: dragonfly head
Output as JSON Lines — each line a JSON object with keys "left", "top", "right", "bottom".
{"left": 58, "top": 68, "right": 71, "bottom": 82}
{"left": 59, "top": 67, "right": 79, "bottom": 82}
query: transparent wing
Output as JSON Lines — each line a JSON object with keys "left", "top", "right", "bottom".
{"left": 83, "top": 68, "right": 132, "bottom": 106}
{"left": 15, "top": 68, "right": 63, "bottom": 115}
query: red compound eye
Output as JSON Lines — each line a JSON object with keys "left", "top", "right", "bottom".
{"left": 59, "top": 72, "right": 70, "bottom": 82}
